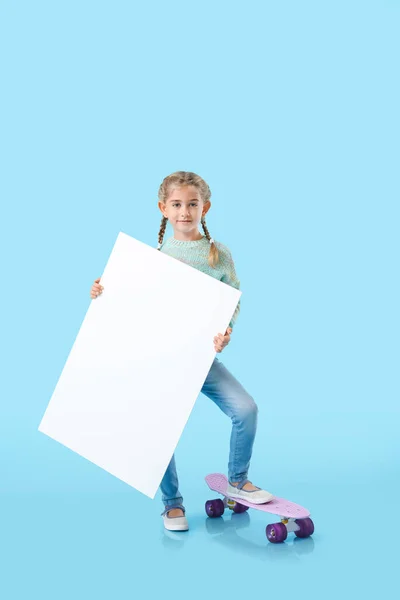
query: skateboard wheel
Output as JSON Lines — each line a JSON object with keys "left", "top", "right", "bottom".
{"left": 232, "top": 502, "right": 249, "bottom": 514}
{"left": 294, "top": 518, "right": 314, "bottom": 538}
{"left": 205, "top": 499, "right": 225, "bottom": 518}
{"left": 266, "top": 522, "right": 288, "bottom": 543}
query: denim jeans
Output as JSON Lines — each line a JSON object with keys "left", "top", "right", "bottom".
{"left": 160, "top": 356, "right": 258, "bottom": 514}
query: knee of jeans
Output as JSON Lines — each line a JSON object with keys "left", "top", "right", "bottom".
{"left": 236, "top": 396, "right": 258, "bottom": 420}
{"left": 249, "top": 398, "right": 259, "bottom": 416}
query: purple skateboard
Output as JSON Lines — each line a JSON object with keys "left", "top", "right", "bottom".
{"left": 205, "top": 473, "right": 314, "bottom": 543}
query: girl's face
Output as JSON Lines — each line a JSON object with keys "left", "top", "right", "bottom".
{"left": 159, "top": 185, "right": 211, "bottom": 236}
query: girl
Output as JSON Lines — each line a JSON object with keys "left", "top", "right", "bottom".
{"left": 90, "top": 171, "right": 274, "bottom": 532}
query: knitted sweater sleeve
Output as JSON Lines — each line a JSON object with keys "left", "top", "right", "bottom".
{"left": 220, "top": 248, "right": 241, "bottom": 330}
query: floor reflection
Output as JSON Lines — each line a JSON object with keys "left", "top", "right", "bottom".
{"left": 161, "top": 511, "right": 315, "bottom": 559}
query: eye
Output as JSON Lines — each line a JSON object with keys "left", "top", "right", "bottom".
{"left": 172, "top": 203, "right": 198, "bottom": 207}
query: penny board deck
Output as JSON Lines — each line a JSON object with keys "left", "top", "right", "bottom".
{"left": 205, "top": 473, "right": 310, "bottom": 519}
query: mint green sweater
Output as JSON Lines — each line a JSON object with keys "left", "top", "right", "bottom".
{"left": 159, "top": 235, "right": 241, "bottom": 330}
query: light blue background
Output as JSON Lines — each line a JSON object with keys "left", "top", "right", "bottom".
{"left": 1, "top": 0, "right": 399, "bottom": 597}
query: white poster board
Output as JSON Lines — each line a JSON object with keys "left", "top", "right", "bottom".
{"left": 38, "top": 231, "right": 241, "bottom": 499}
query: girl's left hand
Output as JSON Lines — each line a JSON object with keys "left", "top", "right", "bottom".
{"left": 214, "top": 327, "right": 232, "bottom": 353}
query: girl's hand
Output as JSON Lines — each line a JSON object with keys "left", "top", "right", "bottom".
{"left": 90, "top": 277, "right": 104, "bottom": 299}
{"left": 214, "top": 327, "right": 232, "bottom": 353}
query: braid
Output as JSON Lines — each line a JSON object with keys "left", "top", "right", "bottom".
{"left": 201, "top": 217, "right": 219, "bottom": 268}
{"left": 157, "top": 216, "right": 168, "bottom": 250}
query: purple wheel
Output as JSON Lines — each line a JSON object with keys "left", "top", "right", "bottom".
{"left": 232, "top": 502, "right": 249, "bottom": 514}
{"left": 266, "top": 522, "right": 288, "bottom": 543}
{"left": 205, "top": 499, "right": 225, "bottom": 518}
{"left": 294, "top": 518, "right": 314, "bottom": 538}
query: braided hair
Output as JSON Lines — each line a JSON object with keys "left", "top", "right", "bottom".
{"left": 157, "top": 171, "right": 220, "bottom": 268}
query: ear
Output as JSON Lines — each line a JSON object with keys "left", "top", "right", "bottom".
{"left": 158, "top": 201, "right": 168, "bottom": 218}
{"left": 202, "top": 200, "right": 211, "bottom": 217}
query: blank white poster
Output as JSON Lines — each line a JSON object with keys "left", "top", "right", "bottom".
{"left": 38, "top": 231, "right": 241, "bottom": 499}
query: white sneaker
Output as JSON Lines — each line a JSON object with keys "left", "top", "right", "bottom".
{"left": 162, "top": 509, "right": 189, "bottom": 532}
{"left": 226, "top": 481, "right": 274, "bottom": 505}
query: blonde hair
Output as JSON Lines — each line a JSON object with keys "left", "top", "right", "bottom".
{"left": 157, "top": 171, "right": 220, "bottom": 268}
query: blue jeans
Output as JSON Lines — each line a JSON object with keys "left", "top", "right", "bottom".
{"left": 160, "top": 356, "right": 258, "bottom": 514}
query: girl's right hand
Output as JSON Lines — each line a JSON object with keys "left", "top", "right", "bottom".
{"left": 90, "top": 277, "right": 104, "bottom": 299}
